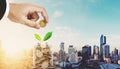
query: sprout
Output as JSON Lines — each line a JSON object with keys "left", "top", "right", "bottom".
{"left": 34, "top": 34, "right": 41, "bottom": 41}
{"left": 34, "top": 32, "right": 52, "bottom": 42}
{"left": 43, "top": 32, "right": 52, "bottom": 41}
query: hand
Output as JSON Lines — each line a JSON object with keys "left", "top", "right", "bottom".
{"left": 8, "top": 3, "right": 48, "bottom": 29}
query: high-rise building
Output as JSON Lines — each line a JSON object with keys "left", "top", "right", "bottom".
{"left": 59, "top": 42, "right": 65, "bottom": 62}
{"left": 68, "top": 45, "right": 77, "bottom": 63}
{"left": 60, "top": 42, "right": 64, "bottom": 50}
{"left": 82, "top": 45, "right": 91, "bottom": 60}
{"left": 93, "top": 45, "right": 99, "bottom": 60}
{"left": 68, "top": 45, "right": 75, "bottom": 54}
{"left": 104, "top": 45, "right": 110, "bottom": 58}
{"left": 77, "top": 51, "right": 82, "bottom": 62}
{"left": 88, "top": 46, "right": 91, "bottom": 57}
{"left": 93, "top": 45, "right": 96, "bottom": 56}
{"left": 112, "top": 48, "right": 119, "bottom": 63}
{"left": 118, "top": 52, "right": 120, "bottom": 60}
{"left": 93, "top": 45, "right": 99, "bottom": 55}
{"left": 100, "top": 35, "right": 106, "bottom": 61}
{"left": 114, "top": 48, "right": 118, "bottom": 55}
{"left": 100, "top": 35, "right": 106, "bottom": 45}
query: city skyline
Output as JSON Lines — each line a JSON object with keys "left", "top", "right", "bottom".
{"left": 0, "top": 0, "right": 120, "bottom": 53}
{"left": 0, "top": 0, "right": 120, "bottom": 69}
{"left": 57, "top": 40, "right": 120, "bottom": 69}
{"left": 57, "top": 34, "right": 119, "bottom": 54}
{"left": 0, "top": 31, "right": 119, "bottom": 53}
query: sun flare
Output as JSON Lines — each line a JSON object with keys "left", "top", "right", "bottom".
{"left": 2, "top": 44, "right": 33, "bottom": 58}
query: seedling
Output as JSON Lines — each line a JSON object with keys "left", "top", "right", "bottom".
{"left": 34, "top": 32, "right": 52, "bottom": 42}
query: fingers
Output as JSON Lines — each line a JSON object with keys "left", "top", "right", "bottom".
{"left": 23, "top": 4, "right": 48, "bottom": 29}
{"left": 25, "top": 6, "right": 48, "bottom": 29}
{"left": 27, "top": 12, "right": 39, "bottom": 21}
{"left": 22, "top": 16, "right": 40, "bottom": 29}
{"left": 34, "top": 6, "right": 48, "bottom": 23}
{"left": 32, "top": 12, "right": 39, "bottom": 21}
{"left": 41, "top": 8, "right": 48, "bottom": 23}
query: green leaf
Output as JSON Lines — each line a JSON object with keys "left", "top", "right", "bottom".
{"left": 34, "top": 34, "right": 41, "bottom": 41}
{"left": 43, "top": 32, "right": 52, "bottom": 41}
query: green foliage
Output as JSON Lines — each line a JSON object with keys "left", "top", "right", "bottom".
{"left": 34, "top": 34, "right": 41, "bottom": 41}
{"left": 43, "top": 32, "right": 52, "bottom": 41}
{"left": 34, "top": 32, "right": 52, "bottom": 41}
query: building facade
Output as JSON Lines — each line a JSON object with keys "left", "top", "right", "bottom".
{"left": 100, "top": 35, "right": 106, "bottom": 61}
{"left": 59, "top": 42, "right": 65, "bottom": 62}
{"left": 82, "top": 45, "right": 91, "bottom": 60}
{"left": 104, "top": 45, "right": 110, "bottom": 58}
{"left": 68, "top": 45, "right": 77, "bottom": 63}
{"left": 93, "top": 45, "right": 99, "bottom": 60}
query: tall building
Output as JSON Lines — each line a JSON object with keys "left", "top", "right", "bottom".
{"left": 59, "top": 42, "right": 65, "bottom": 62}
{"left": 104, "top": 45, "right": 110, "bottom": 58}
{"left": 60, "top": 42, "right": 64, "bottom": 50}
{"left": 112, "top": 48, "right": 119, "bottom": 63}
{"left": 82, "top": 45, "right": 91, "bottom": 60}
{"left": 93, "top": 45, "right": 99, "bottom": 60}
{"left": 68, "top": 45, "right": 75, "bottom": 54}
{"left": 100, "top": 35, "right": 106, "bottom": 61}
{"left": 118, "top": 52, "right": 120, "bottom": 60}
{"left": 88, "top": 46, "right": 91, "bottom": 57}
{"left": 68, "top": 45, "right": 77, "bottom": 63}
{"left": 114, "top": 48, "right": 118, "bottom": 55}
{"left": 93, "top": 45, "right": 99, "bottom": 55}
{"left": 93, "top": 45, "right": 96, "bottom": 56}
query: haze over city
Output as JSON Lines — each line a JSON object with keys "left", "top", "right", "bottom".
{"left": 0, "top": 0, "right": 120, "bottom": 53}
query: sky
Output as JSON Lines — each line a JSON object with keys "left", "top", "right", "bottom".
{"left": 0, "top": 0, "right": 120, "bottom": 54}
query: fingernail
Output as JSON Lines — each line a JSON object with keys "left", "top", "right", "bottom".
{"left": 35, "top": 25, "right": 40, "bottom": 29}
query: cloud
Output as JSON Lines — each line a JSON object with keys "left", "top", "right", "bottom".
{"left": 53, "top": 11, "right": 63, "bottom": 18}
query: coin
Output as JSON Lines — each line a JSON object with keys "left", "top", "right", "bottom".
{"left": 39, "top": 20, "right": 46, "bottom": 27}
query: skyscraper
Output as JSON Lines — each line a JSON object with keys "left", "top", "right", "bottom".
{"left": 68, "top": 45, "right": 75, "bottom": 54}
{"left": 93, "top": 45, "right": 99, "bottom": 56}
{"left": 100, "top": 35, "right": 106, "bottom": 61}
{"left": 93, "top": 45, "right": 99, "bottom": 60}
{"left": 60, "top": 42, "right": 64, "bottom": 50}
{"left": 82, "top": 45, "right": 91, "bottom": 60}
{"left": 88, "top": 46, "right": 91, "bottom": 57}
{"left": 59, "top": 42, "right": 65, "bottom": 62}
{"left": 68, "top": 45, "right": 77, "bottom": 63}
{"left": 100, "top": 35, "right": 106, "bottom": 45}
{"left": 104, "top": 45, "right": 110, "bottom": 58}
{"left": 113, "top": 48, "right": 119, "bottom": 63}
{"left": 114, "top": 48, "right": 118, "bottom": 55}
